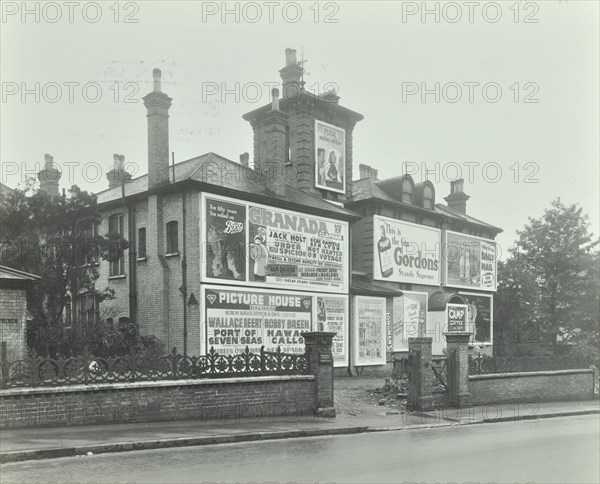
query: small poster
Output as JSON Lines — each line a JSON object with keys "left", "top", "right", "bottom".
{"left": 444, "top": 231, "right": 497, "bottom": 291}
{"left": 447, "top": 303, "right": 468, "bottom": 333}
{"left": 205, "top": 198, "right": 246, "bottom": 281}
{"left": 315, "top": 120, "right": 346, "bottom": 194}
{"left": 315, "top": 295, "right": 348, "bottom": 367}
{"left": 392, "top": 292, "right": 428, "bottom": 351}
{"left": 354, "top": 296, "right": 386, "bottom": 366}
{"left": 459, "top": 292, "right": 493, "bottom": 343}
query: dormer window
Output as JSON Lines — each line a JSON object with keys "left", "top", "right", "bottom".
{"left": 423, "top": 185, "right": 434, "bottom": 209}
{"left": 402, "top": 179, "right": 413, "bottom": 203}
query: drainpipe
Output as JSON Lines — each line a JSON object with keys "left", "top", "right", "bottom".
{"left": 181, "top": 189, "right": 188, "bottom": 357}
{"left": 121, "top": 182, "right": 137, "bottom": 323}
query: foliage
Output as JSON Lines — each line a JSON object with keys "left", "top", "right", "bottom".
{"left": 0, "top": 181, "right": 128, "bottom": 325}
{"left": 495, "top": 198, "right": 599, "bottom": 356}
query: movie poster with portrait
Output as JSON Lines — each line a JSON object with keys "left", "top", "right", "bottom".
{"left": 459, "top": 292, "right": 493, "bottom": 343}
{"left": 315, "top": 120, "right": 346, "bottom": 194}
{"left": 204, "top": 198, "right": 246, "bottom": 281}
{"left": 354, "top": 296, "right": 386, "bottom": 366}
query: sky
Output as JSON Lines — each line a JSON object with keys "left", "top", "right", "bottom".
{"left": 1, "top": 0, "right": 598, "bottom": 257}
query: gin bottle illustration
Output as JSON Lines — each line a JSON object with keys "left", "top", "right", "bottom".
{"left": 377, "top": 225, "right": 394, "bottom": 278}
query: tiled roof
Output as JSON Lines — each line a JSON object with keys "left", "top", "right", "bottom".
{"left": 95, "top": 153, "right": 358, "bottom": 219}
{"left": 0, "top": 265, "right": 41, "bottom": 282}
{"left": 347, "top": 177, "right": 502, "bottom": 233}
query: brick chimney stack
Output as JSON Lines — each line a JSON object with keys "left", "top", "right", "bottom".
{"left": 263, "top": 87, "right": 288, "bottom": 198}
{"left": 444, "top": 178, "right": 470, "bottom": 214}
{"left": 106, "top": 153, "right": 132, "bottom": 188}
{"left": 359, "top": 164, "right": 378, "bottom": 180}
{"left": 37, "top": 154, "right": 61, "bottom": 198}
{"left": 239, "top": 152, "right": 250, "bottom": 167}
{"left": 279, "top": 47, "right": 303, "bottom": 102}
{"left": 143, "top": 68, "right": 172, "bottom": 188}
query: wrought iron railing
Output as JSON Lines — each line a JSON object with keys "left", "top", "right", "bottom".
{"left": 469, "top": 354, "right": 592, "bottom": 375}
{"left": 0, "top": 346, "right": 308, "bottom": 389}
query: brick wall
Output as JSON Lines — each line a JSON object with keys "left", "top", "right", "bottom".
{"left": 0, "top": 287, "right": 27, "bottom": 361}
{"left": 0, "top": 375, "right": 316, "bottom": 429}
{"left": 469, "top": 369, "right": 595, "bottom": 405}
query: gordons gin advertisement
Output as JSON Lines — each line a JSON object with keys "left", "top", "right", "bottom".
{"left": 373, "top": 215, "right": 441, "bottom": 286}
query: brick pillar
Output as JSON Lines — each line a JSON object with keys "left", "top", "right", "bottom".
{"left": 444, "top": 332, "right": 471, "bottom": 407}
{"left": 301, "top": 332, "right": 336, "bottom": 418}
{"left": 407, "top": 337, "right": 435, "bottom": 411}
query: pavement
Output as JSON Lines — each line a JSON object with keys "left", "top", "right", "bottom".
{"left": 1, "top": 379, "right": 598, "bottom": 464}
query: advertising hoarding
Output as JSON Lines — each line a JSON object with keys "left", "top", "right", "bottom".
{"left": 315, "top": 120, "right": 346, "bottom": 194}
{"left": 201, "top": 194, "right": 348, "bottom": 293}
{"left": 443, "top": 230, "right": 497, "bottom": 291}
{"left": 354, "top": 296, "right": 386, "bottom": 366}
{"left": 447, "top": 303, "right": 468, "bottom": 332}
{"left": 373, "top": 215, "right": 441, "bottom": 286}
{"left": 202, "top": 286, "right": 348, "bottom": 367}
{"left": 459, "top": 292, "right": 493, "bottom": 344}
{"left": 392, "top": 291, "right": 428, "bottom": 352}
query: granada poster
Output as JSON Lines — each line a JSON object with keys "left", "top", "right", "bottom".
{"left": 459, "top": 292, "right": 493, "bottom": 343}
{"left": 315, "top": 295, "right": 348, "bottom": 367}
{"left": 354, "top": 296, "right": 386, "bottom": 366}
{"left": 201, "top": 194, "right": 348, "bottom": 293}
{"left": 205, "top": 198, "right": 246, "bottom": 281}
{"left": 392, "top": 292, "right": 428, "bottom": 352}
{"left": 315, "top": 120, "right": 346, "bottom": 194}
{"left": 373, "top": 215, "right": 441, "bottom": 286}
{"left": 203, "top": 287, "right": 313, "bottom": 355}
{"left": 444, "top": 231, "right": 497, "bottom": 291}
{"left": 248, "top": 204, "right": 346, "bottom": 291}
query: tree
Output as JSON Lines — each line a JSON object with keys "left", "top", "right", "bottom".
{"left": 0, "top": 182, "right": 128, "bottom": 352}
{"left": 495, "top": 198, "right": 599, "bottom": 357}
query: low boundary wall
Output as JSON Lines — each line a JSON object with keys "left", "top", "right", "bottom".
{"left": 0, "top": 375, "right": 316, "bottom": 428}
{"left": 468, "top": 369, "right": 595, "bottom": 405}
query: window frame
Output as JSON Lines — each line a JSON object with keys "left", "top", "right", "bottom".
{"left": 166, "top": 221, "right": 179, "bottom": 255}
{"left": 137, "top": 227, "right": 147, "bottom": 259}
{"left": 108, "top": 213, "right": 125, "bottom": 277}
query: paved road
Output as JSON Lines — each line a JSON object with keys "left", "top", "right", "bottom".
{"left": 2, "top": 415, "right": 599, "bottom": 484}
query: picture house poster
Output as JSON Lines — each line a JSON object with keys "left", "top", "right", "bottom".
{"left": 201, "top": 194, "right": 348, "bottom": 293}
{"left": 373, "top": 215, "right": 441, "bottom": 286}
{"left": 444, "top": 230, "right": 497, "bottom": 291}
{"left": 315, "top": 119, "right": 346, "bottom": 194}
{"left": 202, "top": 286, "right": 348, "bottom": 367}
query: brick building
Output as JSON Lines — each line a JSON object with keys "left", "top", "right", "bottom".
{"left": 82, "top": 50, "right": 361, "bottom": 362}
{"left": 0, "top": 265, "right": 40, "bottom": 361}
{"left": 346, "top": 166, "right": 502, "bottom": 371}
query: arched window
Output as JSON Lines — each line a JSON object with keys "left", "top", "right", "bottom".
{"left": 423, "top": 185, "right": 434, "bottom": 209}
{"left": 166, "top": 221, "right": 179, "bottom": 254}
{"left": 402, "top": 179, "right": 413, "bottom": 203}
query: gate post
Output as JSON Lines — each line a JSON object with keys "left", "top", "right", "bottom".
{"left": 301, "top": 332, "right": 336, "bottom": 418}
{"left": 407, "top": 337, "right": 435, "bottom": 411}
{"left": 444, "top": 332, "right": 471, "bottom": 407}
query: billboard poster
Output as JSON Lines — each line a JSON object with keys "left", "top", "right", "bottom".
{"left": 315, "top": 295, "right": 348, "bottom": 367}
{"left": 392, "top": 292, "right": 428, "bottom": 352}
{"left": 447, "top": 304, "right": 467, "bottom": 332}
{"left": 203, "top": 286, "right": 313, "bottom": 355}
{"left": 373, "top": 215, "right": 441, "bottom": 286}
{"left": 354, "top": 296, "right": 386, "bottom": 366}
{"left": 201, "top": 194, "right": 348, "bottom": 293}
{"left": 444, "top": 231, "right": 497, "bottom": 291}
{"left": 315, "top": 120, "right": 346, "bottom": 194}
{"left": 248, "top": 204, "right": 346, "bottom": 291}
{"left": 205, "top": 198, "right": 246, "bottom": 281}
{"left": 459, "top": 292, "right": 493, "bottom": 343}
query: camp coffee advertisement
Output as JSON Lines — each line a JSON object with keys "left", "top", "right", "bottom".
{"left": 447, "top": 303, "right": 467, "bottom": 332}
{"left": 373, "top": 215, "right": 441, "bottom": 286}
{"left": 354, "top": 296, "right": 386, "bottom": 366}
{"left": 444, "top": 231, "right": 497, "bottom": 291}
{"left": 202, "top": 195, "right": 348, "bottom": 293}
{"left": 315, "top": 120, "right": 346, "bottom": 194}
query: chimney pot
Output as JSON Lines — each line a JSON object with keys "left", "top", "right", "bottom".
{"left": 240, "top": 152, "right": 250, "bottom": 167}
{"left": 153, "top": 68, "right": 162, "bottom": 92}
{"left": 271, "top": 88, "right": 280, "bottom": 110}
